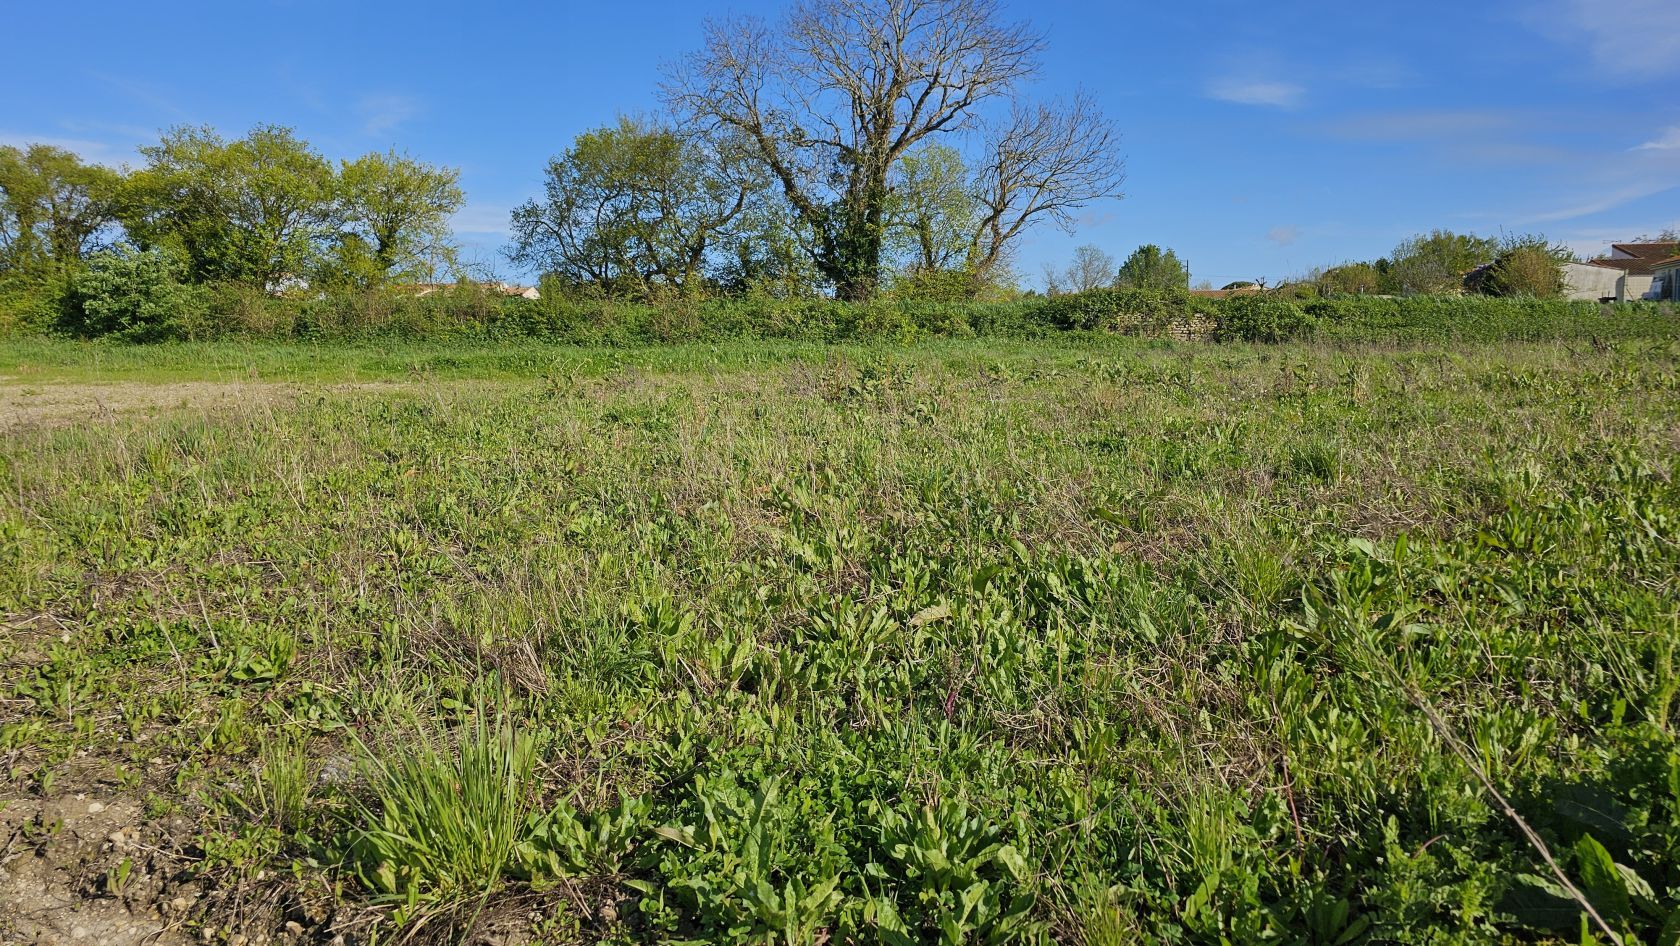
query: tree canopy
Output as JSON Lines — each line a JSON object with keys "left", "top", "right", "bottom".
{"left": 509, "top": 118, "right": 759, "bottom": 297}
{"left": 123, "top": 125, "right": 337, "bottom": 288}
{"left": 108, "top": 126, "right": 465, "bottom": 293}
{"left": 1386, "top": 230, "right": 1499, "bottom": 295}
{"left": 331, "top": 150, "right": 464, "bottom": 289}
{"left": 0, "top": 144, "right": 122, "bottom": 275}
{"left": 665, "top": 0, "right": 1124, "bottom": 300}
{"left": 1115, "top": 244, "right": 1189, "bottom": 291}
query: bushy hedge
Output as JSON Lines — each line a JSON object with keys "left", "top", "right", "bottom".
{"left": 1215, "top": 295, "right": 1319, "bottom": 343}
{"left": 5, "top": 268, "right": 1676, "bottom": 345}
{"left": 58, "top": 247, "right": 205, "bottom": 342}
{"left": 1307, "top": 295, "right": 1680, "bottom": 343}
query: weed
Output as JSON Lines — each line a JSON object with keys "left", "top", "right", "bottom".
{"left": 346, "top": 696, "right": 539, "bottom": 914}
{"left": 1, "top": 334, "right": 1677, "bottom": 943}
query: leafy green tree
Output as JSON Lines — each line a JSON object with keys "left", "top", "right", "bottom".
{"left": 0, "top": 144, "right": 123, "bottom": 274}
{"left": 1478, "top": 246, "right": 1563, "bottom": 297}
{"left": 509, "top": 118, "right": 756, "bottom": 297}
{"left": 123, "top": 125, "right": 336, "bottom": 289}
{"left": 1474, "top": 235, "right": 1572, "bottom": 298}
{"left": 886, "top": 144, "right": 977, "bottom": 274}
{"left": 1386, "top": 230, "right": 1498, "bottom": 294}
{"left": 1316, "top": 262, "right": 1381, "bottom": 296}
{"left": 328, "top": 151, "right": 464, "bottom": 289}
{"left": 717, "top": 195, "right": 822, "bottom": 297}
{"left": 1115, "top": 244, "right": 1189, "bottom": 290}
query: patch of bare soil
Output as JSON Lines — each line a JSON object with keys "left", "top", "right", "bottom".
{"left": 0, "top": 796, "right": 195, "bottom": 946}
{"left": 0, "top": 382, "right": 297, "bottom": 431}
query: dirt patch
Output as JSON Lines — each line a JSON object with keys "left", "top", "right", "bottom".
{"left": 0, "top": 380, "right": 452, "bottom": 431}
{"left": 0, "top": 796, "right": 195, "bottom": 946}
{"left": 0, "top": 382, "right": 300, "bottom": 431}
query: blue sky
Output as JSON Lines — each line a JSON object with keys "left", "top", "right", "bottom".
{"left": 4, "top": 0, "right": 1678, "bottom": 289}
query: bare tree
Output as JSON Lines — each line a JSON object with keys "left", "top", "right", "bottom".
{"left": 1063, "top": 243, "right": 1115, "bottom": 293}
{"left": 968, "top": 95, "right": 1126, "bottom": 277}
{"left": 1039, "top": 260, "right": 1063, "bottom": 295}
{"left": 667, "top": 0, "right": 1117, "bottom": 301}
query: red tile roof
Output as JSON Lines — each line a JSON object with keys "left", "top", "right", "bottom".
{"left": 1610, "top": 242, "right": 1680, "bottom": 259}
{"left": 1586, "top": 252, "right": 1679, "bottom": 277}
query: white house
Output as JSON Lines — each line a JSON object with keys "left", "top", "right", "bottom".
{"left": 1572, "top": 242, "right": 1678, "bottom": 301}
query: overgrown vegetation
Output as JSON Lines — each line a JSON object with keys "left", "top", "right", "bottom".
{"left": 7, "top": 273, "right": 1675, "bottom": 345}
{"left": 2, "top": 332, "right": 1678, "bottom": 944}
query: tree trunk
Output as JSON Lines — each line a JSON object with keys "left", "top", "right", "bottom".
{"left": 828, "top": 174, "right": 888, "bottom": 302}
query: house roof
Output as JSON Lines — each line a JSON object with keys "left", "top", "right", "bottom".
{"left": 1652, "top": 255, "right": 1680, "bottom": 271}
{"left": 1585, "top": 255, "right": 1677, "bottom": 277}
{"left": 1610, "top": 242, "right": 1680, "bottom": 259}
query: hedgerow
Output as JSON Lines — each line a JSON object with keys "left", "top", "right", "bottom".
{"left": 5, "top": 273, "right": 1676, "bottom": 344}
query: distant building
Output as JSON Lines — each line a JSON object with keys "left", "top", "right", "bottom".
{"left": 1561, "top": 262, "right": 1626, "bottom": 302}
{"left": 1572, "top": 242, "right": 1679, "bottom": 302}
{"left": 1651, "top": 256, "right": 1680, "bottom": 301}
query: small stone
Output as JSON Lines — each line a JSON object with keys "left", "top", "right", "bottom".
{"left": 87, "top": 802, "right": 106, "bottom": 814}
{"left": 285, "top": 921, "right": 305, "bottom": 936}
{"left": 70, "top": 926, "right": 89, "bottom": 940}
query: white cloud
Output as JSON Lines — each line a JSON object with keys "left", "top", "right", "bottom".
{"left": 1266, "top": 226, "right": 1300, "bottom": 246}
{"left": 358, "top": 94, "right": 421, "bottom": 137}
{"left": 1541, "top": 0, "right": 1680, "bottom": 79}
{"left": 1206, "top": 78, "right": 1304, "bottom": 108}
{"left": 1520, "top": 182, "right": 1677, "bottom": 224}
{"left": 1634, "top": 126, "right": 1680, "bottom": 151}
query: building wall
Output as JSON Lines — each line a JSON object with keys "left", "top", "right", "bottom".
{"left": 1562, "top": 263, "right": 1624, "bottom": 301}
{"left": 1628, "top": 275, "right": 1658, "bottom": 300}
{"left": 1652, "top": 268, "right": 1679, "bottom": 301}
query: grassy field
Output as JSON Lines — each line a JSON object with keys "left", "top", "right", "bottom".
{"left": 2, "top": 335, "right": 1678, "bottom": 945}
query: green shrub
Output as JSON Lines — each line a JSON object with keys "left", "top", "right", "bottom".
{"left": 59, "top": 246, "right": 204, "bottom": 341}
{"left": 0, "top": 272, "right": 67, "bottom": 336}
{"left": 884, "top": 268, "right": 984, "bottom": 303}
{"left": 195, "top": 281, "right": 298, "bottom": 338}
{"left": 1036, "top": 287, "right": 1197, "bottom": 332}
{"left": 1213, "top": 295, "right": 1315, "bottom": 342}
{"left": 1308, "top": 295, "right": 1680, "bottom": 343}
